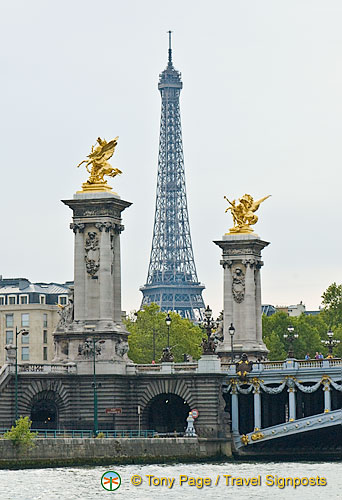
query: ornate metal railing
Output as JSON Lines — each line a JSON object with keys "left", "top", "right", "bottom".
{"left": 0, "top": 428, "right": 156, "bottom": 439}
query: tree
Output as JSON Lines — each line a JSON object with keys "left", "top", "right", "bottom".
{"left": 262, "top": 311, "right": 327, "bottom": 360}
{"left": 4, "top": 416, "right": 38, "bottom": 448}
{"left": 125, "top": 303, "right": 203, "bottom": 363}
{"left": 321, "top": 282, "right": 342, "bottom": 327}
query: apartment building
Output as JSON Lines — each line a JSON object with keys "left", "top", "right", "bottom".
{"left": 0, "top": 278, "right": 70, "bottom": 365}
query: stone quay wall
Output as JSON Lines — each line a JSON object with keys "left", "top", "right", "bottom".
{"left": 0, "top": 437, "right": 232, "bottom": 469}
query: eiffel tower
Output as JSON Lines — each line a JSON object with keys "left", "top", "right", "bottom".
{"left": 140, "top": 32, "right": 205, "bottom": 321}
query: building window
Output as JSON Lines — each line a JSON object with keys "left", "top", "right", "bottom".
{"left": 0, "top": 296, "right": 4, "bottom": 305}
{"left": 9, "top": 296, "right": 16, "bottom": 305}
{"left": 43, "top": 313, "right": 48, "bottom": 328}
{"left": 21, "top": 313, "right": 29, "bottom": 327}
{"left": 20, "top": 295, "right": 28, "bottom": 304}
{"left": 6, "top": 331, "right": 13, "bottom": 344}
{"left": 22, "top": 333, "right": 29, "bottom": 344}
{"left": 43, "top": 346, "right": 48, "bottom": 361}
{"left": 6, "top": 314, "right": 13, "bottom": 328}
{"left": 59, "top": 296, "right": 68, "bottom": 305}
{"left": 21, "top": 347, "right": 29, "bottom": 361}
{"left": 43, "top": 330, "right": 47, "bottom": 344}
{"left": 40, "top": 295, "right": 46, "bottom": 304}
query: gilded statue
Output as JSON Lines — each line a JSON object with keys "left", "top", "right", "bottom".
{"left": 77, "top": 137, "right": 122, "bottom": 192}
{"left": 224, "top": 193, "right": 270, "bottom": 234}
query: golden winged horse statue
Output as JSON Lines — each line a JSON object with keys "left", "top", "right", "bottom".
{"left": 224, "top": 193, "right": 271, "bottom": 234}
{"left": 77, "top": 137, "right": 122, "bottom": 191}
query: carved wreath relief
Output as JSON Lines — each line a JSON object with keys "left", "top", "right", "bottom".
{"left": 232, "top": 267, "right": 245, "bottom": 303}
{"left": 84, "top": 231, "right": 100, "bottom": 276}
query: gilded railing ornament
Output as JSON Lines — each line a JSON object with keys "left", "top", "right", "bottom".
{"left": 77, "top": 136, "right": 122, "bottom": 193}
{"left": 251, "top": 431, "right": 264, "bottom": 441}
{"left": 241, "top": 434, "right": 250, "bottom": 446}
{"left": 224, "top": 193, "right": 271, "bottom": 234}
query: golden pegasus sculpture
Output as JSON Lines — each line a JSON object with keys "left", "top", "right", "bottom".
{"left": 224, "top": 193, "right": 271, "bottom": 234}
{"left": 77, "top": 136, "right": 122, "bottom": 192}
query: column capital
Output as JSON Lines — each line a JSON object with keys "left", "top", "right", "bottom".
{"left": 220, "top": 259, "right": 233, "bottom": 269}
{"left": 242, "top": 258, "right": 256, "bottom": 268}
{"left": 70, "top": 223, "right": 85, "bottom": 233}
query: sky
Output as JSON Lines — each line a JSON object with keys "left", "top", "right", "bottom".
{"left": 1, "top": 0, "right": 342, "bottom": 318}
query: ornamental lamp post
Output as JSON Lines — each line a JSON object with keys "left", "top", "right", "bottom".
{"left": 283, "top": 325, "right": 298, "bottom": 359}
{"left": 321, "top": 329, "right": 340, "bottom": 358}
{"left": 15, "top": 327, "right": 29, "bottom": 422}
{"left": 165, "top": 312, "right": 172, "bottom": 348}
{"left": 201, "top": 306, "right": 216, "bottom": 355}
{"left": 228, "top": 323, "right": 235, "bottom": 363}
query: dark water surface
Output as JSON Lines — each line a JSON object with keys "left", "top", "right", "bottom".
{"left": 0, "top": 461, "right": 341, "bottom": 499}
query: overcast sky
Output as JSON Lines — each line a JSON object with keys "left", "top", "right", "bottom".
{"left": 1, "top": 1, "right": 341, "bottom": 317}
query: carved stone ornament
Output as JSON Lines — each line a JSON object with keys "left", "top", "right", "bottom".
{"left": 115, "top": 339, "right": 129, "bottom": 357}
{"left": 160, "top": 346, "right": 174, "bottom": 362}
{"left": 56, "top": 288, "right": 74, "bottom": 330}
{"left": 232, "top": 267, "right": 245, "bottom": 303}
{"left": 70, "top": 223, "right": 85, "bottom": 233}
{"left": 84, "top": 231, "right": 100, "bottom": 276}
{"left": 78, "top": 340, "right": 101, "bottom": 358}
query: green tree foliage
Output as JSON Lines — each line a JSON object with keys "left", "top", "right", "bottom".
{"left": 4, "top": 416, "right": 38, "bottom": 448}
{"left": 125, "top": 303, "right": 203, "bottom": 363}
{"left": 321, "top": 282, "right": 342, "bottom": 327}
{"left": 263, "top": 283, "right": 342, "bottom": 360}
{"left": 263, "top": 312, "right": 328, "bottom": 360}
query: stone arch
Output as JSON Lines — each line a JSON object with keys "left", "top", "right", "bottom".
{"left": 19, "top": 379, "right": 70, "bottom": 419}
{"left": 139, "top": 378, "right": 196, "bottom": 413}
{"left": 146, "top": 393, "right": 190, "bottom": 433}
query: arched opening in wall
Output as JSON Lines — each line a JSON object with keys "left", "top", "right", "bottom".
{"left": 30, "top": 391, "right": 59, "bottom": 429}
{"left": 146, "top": 393, "right": 190, "bottom": 433}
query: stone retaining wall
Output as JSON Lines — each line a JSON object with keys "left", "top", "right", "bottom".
{"left": 0, "top": 437, "right": 232, "bottom": 469}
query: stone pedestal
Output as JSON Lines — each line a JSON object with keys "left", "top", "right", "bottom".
{"left": 214, "top": 233, "right": 269, "bottom": 361}
{"left": 53, "top": 191, "right": 132, "bottom": 374}
{"left": 197, "top": 354, "right": 221, "bottom": 373}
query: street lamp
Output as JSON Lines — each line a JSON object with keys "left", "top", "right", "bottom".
{"left": 228, "top": 323, "right": 235, "bottom": 363}
{"left": 15, "top": 327, "right": 29, "bottom": 422}
{"left": 201, "top": 306, "right": 216, "bottom": 355}
{"left": 165, "top": 312, "right": 172, "bottom": 348}
{"left": 321, "top": 329, "right": 340, "bottom": 358}
{"left": 283, "top": 325, "right": 298, "bottom": 359}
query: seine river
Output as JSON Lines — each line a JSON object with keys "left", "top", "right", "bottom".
{"left": 0, "top": 461, "right": 341, "bottom": 499}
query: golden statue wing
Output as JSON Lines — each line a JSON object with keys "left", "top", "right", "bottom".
{"left": 101, "top": 137, "right": 119, "bottom": 161}
{"left": 251, "top": 195, "right": 271, "bottom": 213}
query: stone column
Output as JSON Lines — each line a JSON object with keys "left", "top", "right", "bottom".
{"left": 255, "top": 263, "right": 263, "bottom": 342}
{"left": 54, "top": 192, "right": 132, "bottom": 372}
{"left": 323, "top": 382, "right": 331, "bottom": 413}
{"left": 214, "top": 234, "right": 269, "bottom": 360}
{"left": 243, "top": 259, "right": 256, "bottom": 340}
{"left": 97, "top": 224, "right": 113, "bottom": 321}
{"left": 288, "top": 387, "right": 296, "bottom": 421}
{"left": 231, "top": 387, "right": 239, "bottom": 434}
{"left": 71, "top": 223, "right": 85, "bottom": 321}
{"left": 113, "top": 226, "right": 123, "bottom": 324}
{"left": 222, "top": 260, "right": 233, "bottom": 342}
{"left": 253, "top": 386, "right": 261, "bottom": 430}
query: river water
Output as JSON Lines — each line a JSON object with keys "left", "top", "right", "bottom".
{"left": 0, "top": 461, "right": 341, "bottom": 500}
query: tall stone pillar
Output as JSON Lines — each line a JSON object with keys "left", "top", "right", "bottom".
{"left": 53, "top": 191, "right": 132, "bottom": 374}
{"left": 214, "top": 234, "right": 269, "bottom": 361}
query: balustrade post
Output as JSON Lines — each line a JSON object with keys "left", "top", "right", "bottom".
{"left": 323, "top": 381, "right": 331, "bottom": 413}
{"left": 253, "top": 386, "right": 262, "bottom": 430}
{"left": 288, "top": 386, "right": 296, "bottom": 421}
{"left": 231, "top": 387, "right": 239, "bottom": 434}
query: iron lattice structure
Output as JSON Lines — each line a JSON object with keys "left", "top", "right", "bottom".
{"left": 140, "top": 33, "right": 205, "bottom": 321}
